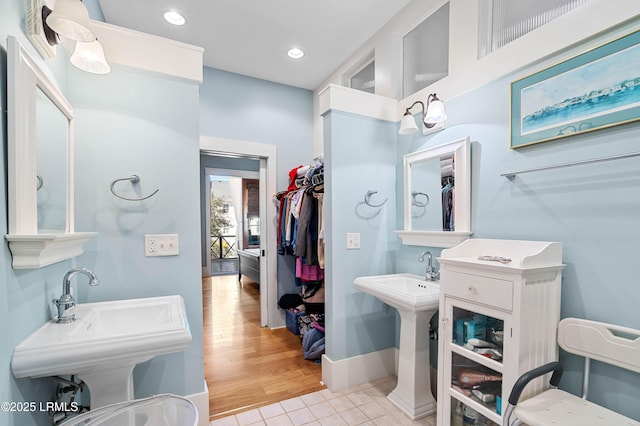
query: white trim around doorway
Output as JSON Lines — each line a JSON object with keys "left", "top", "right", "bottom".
{"left": 200, "top": 136, "right": 281, "bottom": 329}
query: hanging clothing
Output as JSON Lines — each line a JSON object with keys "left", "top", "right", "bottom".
{"left": 315, "top": 191, "right": 325, "bottom": 268}
{"left": 295, "top": 190, "right": 318, "bottom": 265}
{"left": 287, "top": 165, "right": 304, "bottom": 191}
{"left": 442, "top": 182, "right": 454, "bottom": 231}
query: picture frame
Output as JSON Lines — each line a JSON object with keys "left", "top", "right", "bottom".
{"left": 26, "top": 0, "right": 57, "bottom": 59}
{"left": 510, "top": 29, "right": 640, "bottom": 148}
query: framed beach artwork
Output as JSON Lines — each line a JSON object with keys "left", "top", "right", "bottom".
{"left": 511, "top": 29, "right": 640, "bottom": 148}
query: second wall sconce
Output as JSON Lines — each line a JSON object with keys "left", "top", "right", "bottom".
{"left": 26, "top": 0, "right": 111, "bottom": 74}
{"left": 399, "top": 93, "right": 447, "bottom": 136}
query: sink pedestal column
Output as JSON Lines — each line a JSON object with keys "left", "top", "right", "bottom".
{"left": 77, "top": 363, "right": 137, "bottom": 409}
{"left": 387, "top": 308, "right": 437, "bottom": 420}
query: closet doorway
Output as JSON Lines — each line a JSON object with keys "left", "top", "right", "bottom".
{"left": 200, "top": 137, "right": 324, "bottom": 420}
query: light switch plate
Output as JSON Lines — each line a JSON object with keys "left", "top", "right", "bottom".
{"left": 346, "top": 233, "right": 361, "bottom": 250}
{"left": 145, "top": 234, "right": 179, "bottom": 256}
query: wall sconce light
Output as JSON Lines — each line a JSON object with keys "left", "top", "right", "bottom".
{"left": 398, "top": 93, "right": 448, "bottom": 135}
{"left": 70, "top": 40, "right": 111, "bottom": 74}
{"left": 45, "top": 0, "right": 96, "bottom": 42}
{"left": 26, "top": 0, "right": 110, "bottom": 74}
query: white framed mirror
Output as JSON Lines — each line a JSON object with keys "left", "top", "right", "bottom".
{"left": 6, "top": 36, "right": 95, "bottom": 269}
{"left": 396, "top": 136, "right": 472, "bottom": 248}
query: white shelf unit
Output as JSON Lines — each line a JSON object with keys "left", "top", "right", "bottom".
{"left": 436, "top": 239, "right": 564, "bottom": 426}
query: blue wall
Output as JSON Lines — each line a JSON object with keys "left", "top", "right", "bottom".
{"left": 70, "top": 64, "right": 203, "bottom": 399}
{"left": 199, "top": 67, "right": 313, "bottom": 193}
{"left": 323, "top": 110, "right": 399, "bottom": 360}
{"left": 199, "top": 67, "right": 314, "bottom": 294}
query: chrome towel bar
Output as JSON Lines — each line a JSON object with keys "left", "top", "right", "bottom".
{"left": 110, "top": 175, "right": 159, "bottom": 201}
{"left": 502, "top": 151, "right": 640, "bottom": 180}
{"left": 364, "top": 190, "right": 387, "bottom": 207}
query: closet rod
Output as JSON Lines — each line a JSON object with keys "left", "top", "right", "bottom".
{"left": 501, "top": 151, "right": 640, "bottom": 181}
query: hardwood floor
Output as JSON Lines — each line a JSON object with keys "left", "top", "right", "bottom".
{"left": 203, "top": 274, "right": 325, "bottom": 421}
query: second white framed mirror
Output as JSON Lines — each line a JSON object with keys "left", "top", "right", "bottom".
{"left": 396, "top": 136, "right": 472, "bottom": 248}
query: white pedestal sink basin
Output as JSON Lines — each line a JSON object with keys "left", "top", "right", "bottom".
{"left": 11, "top": 295, "right": 192, "bottom": 409}
{"left": 354, "top": 273, "right": 439, "bottom": 420}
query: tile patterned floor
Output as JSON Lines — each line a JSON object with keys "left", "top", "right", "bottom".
{"left": 209, "top": 376, "right": 437, "bottom": 426}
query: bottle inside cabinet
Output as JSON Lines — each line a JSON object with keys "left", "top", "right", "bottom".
{"left": 451, "top": 400, "right": 500, "bottom": 426}
{"left": 451, "top": 352, "right": 502, "bottom": 415}
{"left": 451, "top": 307, "right": 504, "bottom": 362}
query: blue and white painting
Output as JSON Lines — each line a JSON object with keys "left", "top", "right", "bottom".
{"left": 520, "top": 43, "right": 640, "bottom": 136}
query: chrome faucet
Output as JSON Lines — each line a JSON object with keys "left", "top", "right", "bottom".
{"left": 53, "top": 268, "right": 101, "bottom": 323}
{"left": 418, "top": 250, "right": 440, "bottom": 281}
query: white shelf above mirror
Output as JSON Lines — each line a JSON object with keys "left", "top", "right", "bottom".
{"left": 397, "top": 136, "right": 472, "bottom": 248}
{"left": 6, "top": 232, "right": 97, "bottom": 269}
{"left": 396, "top": 230, "right": 472, "bottom": 248}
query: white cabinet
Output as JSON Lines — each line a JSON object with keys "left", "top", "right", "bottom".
{"left": 436, "top": 239, "right": 564, "bottom": 426}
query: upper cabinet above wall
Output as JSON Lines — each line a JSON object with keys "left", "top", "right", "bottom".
{"left": 404, "top": 0, "right": 640, "bottom": 110}
{"left": 477, "top": 0, "right": 591, "bottom": 58}
{"left": 402, "top": 2, "right": 449, "bottom": 98}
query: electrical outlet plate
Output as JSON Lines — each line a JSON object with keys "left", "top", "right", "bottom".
{"left": 346, "top": 233, "right": 361, "bottom": 250}
{"left": 145, "top": 234, "right": 179, "bottom": 256}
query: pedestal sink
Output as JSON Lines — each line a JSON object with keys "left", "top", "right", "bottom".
{"left": 354, "top": 273, "right": 439, "bottom": 420}
{"left": 11, "top": 295, "right": 192, "bottom": 409}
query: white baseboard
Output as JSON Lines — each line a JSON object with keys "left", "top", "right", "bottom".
{"left": 186, "top": 380, "right": 209, "bottom": 426}
{"left": 321, "top": 347, "right": 398, "bottom": 392}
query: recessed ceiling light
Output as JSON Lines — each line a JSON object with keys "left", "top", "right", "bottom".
{"left": 164, "top": 10, "right": 186, "bottom": 26}
{"left": 287, "top": 48, "right": 304, "bottom": 59}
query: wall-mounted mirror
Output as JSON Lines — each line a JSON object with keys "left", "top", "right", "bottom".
{"left": 396, "top": 136, "right": 472, "bottom": 248}
{"left": 36, "top": 86, "right": 69, "bottom": 232}
{"left": 6, "top": 36, "right": 95, "bottom": 269}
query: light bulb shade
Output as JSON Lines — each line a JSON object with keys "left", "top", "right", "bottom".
{"left": 70, "top": 40, "right": 110, "bottom": 74}
{"left": 425, "top": 98, "right": 447, "bottom": 124}
{"left": 46, "top": 0, "right": 96, "bottom": 43}
{"left": 399, "top": 113, "right": 419, "bottom": 135}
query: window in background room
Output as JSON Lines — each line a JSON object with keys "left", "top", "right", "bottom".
{"left": 403, "top": 2, "right": 450, "bottom": 98}
{"left": 478, "top": 0, "right": 591, "bottom": 58}
{"left": 242, "top": 179, "right": 260, "bottom": 248}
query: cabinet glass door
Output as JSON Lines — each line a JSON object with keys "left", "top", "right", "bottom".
{"left": 451, "top": 306, "right": 504, "bottom": 363}
{"left": 441, "top": 299, "right": 507, "bottom": 425}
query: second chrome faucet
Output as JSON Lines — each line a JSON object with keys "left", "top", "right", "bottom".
{"left": 418, "top": 250, "right": 440, "bottom": 282}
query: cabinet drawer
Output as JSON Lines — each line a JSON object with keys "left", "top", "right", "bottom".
{"left": 444, "top": 273, "right": 513, "bottom": 311}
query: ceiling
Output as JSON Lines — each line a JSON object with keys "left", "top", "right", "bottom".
{"left": 97, "top": 0, "right": 412, "bottom": 90}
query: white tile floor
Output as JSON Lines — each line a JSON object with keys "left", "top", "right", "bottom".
{"left": 209, "top": 376, "right": 437, "bottom": 426}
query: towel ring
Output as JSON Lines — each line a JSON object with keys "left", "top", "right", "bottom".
{"left": 364, "top": 190, "right": 388, "bottom": 208}
{"left": 110, "top": 175, "right": 159, "bottom": 201}
{"left": 412, "top": 191, "right": 429, "bottom": 207}
{"left": 36, "top": 174, "right": 43, "bottom": 191}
